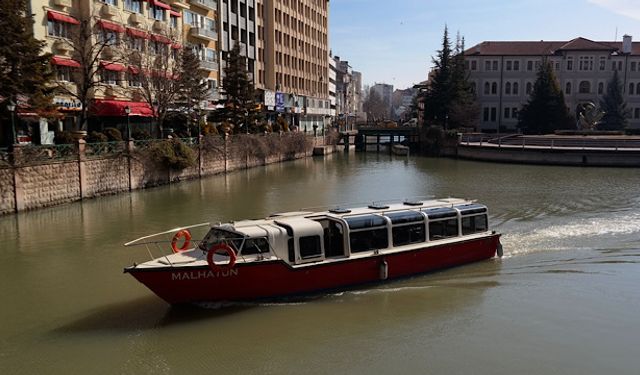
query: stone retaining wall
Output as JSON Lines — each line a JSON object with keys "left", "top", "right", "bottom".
{"left": 1, "top": 135, "right": 321, "bottom": 214}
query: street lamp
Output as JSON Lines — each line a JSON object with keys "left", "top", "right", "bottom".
{"left": 7, "top": 99, "right": 16, "bottom": 146}
{"left": 124, "top": 105, "right": 131, "bottom": 140}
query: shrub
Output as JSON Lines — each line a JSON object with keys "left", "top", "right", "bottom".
{"left": 131, "top": 129, "right": 151, "bottom": 140}
{"left": 148, "top": 139, "right": 196, "bottom": 170}
{"left": 104, "top": 127, "right": 123, "bottom": 141}
{"left": 86, "top": 131, "right": 108, "bottom": 143}
{"left": 54, "top": 131, "right": 75, "bottom": 145}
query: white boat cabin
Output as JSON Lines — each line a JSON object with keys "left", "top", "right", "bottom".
{"left": 200, "top": 198, "right": 491, "bottom": 267}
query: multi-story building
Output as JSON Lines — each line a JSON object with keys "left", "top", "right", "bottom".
{"left": 466, "top": 36, "right": 640, "bottom": 131}
{"left": 328, "top": 51, "right": 337, "bottom": 118}
{"left": 219, "top": 0, "right": 256, "bottom": 80}
{"left": 32, "top": 0, "right": 186, "bottom": 132}
{"left": 182, "top": 0, "right": 220, "bottom": 109}
{"left": 371, "top": 83, "right": 393, "bottom": 118}
{"left": 256, "top": 0, "right": 330, "bottom": 133}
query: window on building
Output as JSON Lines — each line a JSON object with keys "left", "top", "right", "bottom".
{"left": 491, "top": 107, "right": 497, "bottom": 122}
{"left": 632, "top": 62, "right": 638, "bottom": 72}
{"left": 56, "top": 66, "right": 72, "bottom": 82}
{"left": 506, "top": 61, "right": 512, "bottom": 71}
{"left": 636, "top": 85, "right": 640, "bottom": 95}
{"left": 598, "top": 82, "right": 604, "bottom": 95}
{"left": 483, "top": 107, "right": 489, "bottom": 121}
{"left": 127, "top": 36, "right": 145, "bottom": 51}
{"left": 492, "top": 61, "right": 498, "bottom": 71}
{"left": 128, "top": 71, "right": 142, "bottom": 87}
{"left": 505, "top": 82, "right": 511, "bottom": 95}
{"left": 512, "top": 107, "right": 519, "bottom": 119}
{"left": 484, "top": 60, "right": 491, "bottom": 71}
{"left": 513, "top": 60, "right": 520, "bottom": 71}
{"left": 635, "top": 108, "right": 640, "bottom": 119}
{"left": 150, "top": 5, "right": 166, "bottom": 21}
{"left": 566, "top": 82, "right": 572, "bottom": 95}
{"left": 513, "top": 82, "right": 519, "bottom": 95}
{"left": 579, "top": 56, "right": 594, "bottom": 71}
{"left": 527, "top": 60, "right": 533, "bottom": 71}
{"left": 491, "top": 82, "right": 498, "bottom": 95}
{"left": 504, "top": 107, "right": 510, "bottom": 119}
{"left": 579, "top": 81, "right": 591, "bottom": 94}
{"left": 567, "top": 57, "right": 573, "bottom": 71}
{"left": 124, "top": 0, "right": 141, "bottom": 13}
{"left": 526, "top": 82, "right": 533, "bottom": 95}
{"left": 103, "top": 0, "right": 117, "bottom": 5}
{"left": 101, "top": 70, "right": 118, "bottom": 85}
{"left": 599, "top": 57, "right": 606, "bottom": 71}
{"left": 629, "top": 83, "right": 635, "bottom": 95}
{"left": 470, "top": 82, "right": 476, "bottom": 94}
{"left": 483, "top": 82, "right": 490, "bottom": 95}
{"left": 99, "top": 30, "right": 118, "bottom": 46}
{"left": 471, "top": 60, "right": 477, "bottom": 71}
{"left": 47, "top": 20, "right": 71, "bottom": 38}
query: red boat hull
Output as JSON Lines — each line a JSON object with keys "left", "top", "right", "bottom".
{"left": 126, "top": 234, "right": 500, "bottom": 304}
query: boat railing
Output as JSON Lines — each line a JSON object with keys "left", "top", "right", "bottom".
{"left": 124, "top": 223, "right": 212, "bottom": 262}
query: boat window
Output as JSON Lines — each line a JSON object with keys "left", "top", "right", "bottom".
{"left": 299, "top": 236, "right": 322, "bottom": 259}
{"left": 385, "top": 210, "right": 424, "bottom": 225}
{"left": 199, "top": 228, "right": 244, "bottom": 252}
{"left": 350, "top": 229, "right": 388, "bottom": 253}
{"left": 288, "top": 238, "right": 295, "bottom": 262}
{"left": 345, "top": 215, "right": 386, "bottom": 230}
{"left": 462, "top": 215, "right": 488, "bottom": 235}
{"left": 455, "top": 204, "right": 487, "bottom": 215}
{"left": 429, "top": 219, "right": 459, "bottom": 240}
{"left": 423, "top": 207, "right": 458, "bottom": 220}
{"left": 241, "top": 237, "right": 270, "bottom": 255}
{"left": 392, "top": 224, "right": 426, "bottom": 246}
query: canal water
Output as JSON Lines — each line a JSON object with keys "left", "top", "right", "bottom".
{"left": 1, "top": 153, "right": 639, "bottom": 374}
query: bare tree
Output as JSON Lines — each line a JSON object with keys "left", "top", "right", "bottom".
{"left": 363, "top": 89, "right": 386, "bottom": 124}
{"left": 54, "top": 13, "right": 127, "bottom": 131}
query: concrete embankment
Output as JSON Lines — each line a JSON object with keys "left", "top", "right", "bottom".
{"left": 457, "top": 144, "right": 640, "bottom": 167}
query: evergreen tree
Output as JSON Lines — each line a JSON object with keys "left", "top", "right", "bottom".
{"left": 518, "top": 60, "right": 574, "bottom": 134}
{"left": 599, "top": 69, "right": 630, "bottom": 130}
{"left": 423, "top": 27, "right": 478, "bottom": 130}
{"left": 0, "top": 0, "right": 54, "bottom": 144}
{"left": 178, "top": 48, "right": 210, "bottom": 135}
{"left": 216, "top": 43, "right": 257, "bottom": 134}
{"left": 424, "top": 26, "right": 453, "bottom": 127}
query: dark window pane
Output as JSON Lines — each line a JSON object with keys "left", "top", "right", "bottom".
{"left": 241, "top": 237, "right": 270, "bottom": 255}
{"left": 475, "top": 215, "right": 488, "bottom": 232}
{"left": 386, "top": 211, "right": 424, "bottom": 225}
{"left": 299, "top": 236, "right": 322, "bottom": 259}
{"left": 462, "top": 217, "right": 474, "bottom": 235}
{"left": 345, "top": 215, "right": 387, "bottom": 230}
{"left": 445, "top": 219, "right": 459, "bottom": 237}
{"left": 454, "top": 204, "right": 487, "bottom": 215}
{"left": 350, "top": 228, "right": 388, "bottom": 253}
{"left": 423, "top": 207, "right": 457, "bottom": 219}
{"left": 392, "top": 224, "right": 426, "bottom": 246}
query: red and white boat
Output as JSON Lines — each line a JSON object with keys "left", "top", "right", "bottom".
{"left": 124, "top": 198, "right": 502, "bottom": 305}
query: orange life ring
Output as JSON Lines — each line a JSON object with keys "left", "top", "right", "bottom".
{"left": 207, "top": 243, "right": 237, "bottom": 272}
{"left": 171, "top": 229, "right": 192, "bottom": 253}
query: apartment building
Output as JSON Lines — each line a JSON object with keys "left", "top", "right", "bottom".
{"left": 34, "top": 0, "right": 186, "bottom": 130}
{"left": 371, "top": 83, "right": 393, "bottom": 118}
{"left": 219, "top": 0, "right": 256, "bottom": 78}
{"left": 465, "top": 36, "right": 640, "bottom": 131}
{"left": 182, "top": 0, "right": 220, "bottom": 108}
{"left": 255, "top": 0, "right": 330, "bottom": 132}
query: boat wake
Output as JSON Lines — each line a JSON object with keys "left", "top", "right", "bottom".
{"left": 501, "top": 212, "right": 640, "bottom": 258}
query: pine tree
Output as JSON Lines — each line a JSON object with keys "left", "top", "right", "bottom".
{"left": 518, "top": 60, "right": 574, "bottom": 134}
{"left": 0, "top": 0, "right": 54, "bottom": 144}
{"left": 178, "top": 48, "right": 210, "bottom": 135}
{"left": 217, "top": 43, "right": 257, "bottom": 134}
{"left": 424, "top": 26, "right": 453, "bottom": 127}
{"left": 599, "top": 69, "right": 630, "bottom": 130}
{"left": 448, "top": 34, "right": 480, "bottom": 130}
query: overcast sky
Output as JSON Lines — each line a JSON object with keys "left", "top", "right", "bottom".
{"left": 329, "top": 0, "right": 640, "bottom": 90}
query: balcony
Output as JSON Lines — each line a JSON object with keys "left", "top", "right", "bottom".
{"left": 199, "top": 60, "right": 218, "bottom": 71}
{"left": 190, "top": 27, "right": 217, "bottom": 42}
{"left": 53, "top": 0, "right": 72, "bottom": 8}
{"left": 189, "top": 0, "right": 217, "bottom": 11}
{"left": 129, "top": 12, "right": 144, "bottom": 25}
{"left": 101, "top": 4, "right": 119, "bottom": 18}
{"left": 53, "top": 40, "right": 72, "bottom": 55}
{"left": 153, "top": 20, "right": 168, "bottom": 32}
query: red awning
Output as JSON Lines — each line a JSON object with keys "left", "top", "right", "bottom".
{"left": 151, "top": 34, "right": 171, "bottom": 44}
{"left": 150, "top": 0, "right": 171, "bottom": 10}
{"left": 47, "top": 10, "right": 80, "bottom": 25}
{"left": 51, "top": 56, "right": 81, "bottom": 68}
{"left": 128, "top": 66, "right": 140, "bottom": 75}
{"left": 93, "top": 100, "right": 154, "bottom": 117}
{"left": 97, "top": 20, "right": 125, "bottom": 33}
{"left": 169, "top": 10, "right": 182, "bottom": 17}
{"left": 99, "top": 61, "right": 127, "bottom": 72}
{"left": 171, "top": 43, "right": 182, "bottom": 50}
{"left": 126, "top": 27, "right": 149, "bottom": 39}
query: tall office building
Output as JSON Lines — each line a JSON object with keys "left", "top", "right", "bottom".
{"left": 255, "top": 0, "right": 331, "bottom": 132}
{"left": 219, "top": 0, "right": 257, "bottom": 80}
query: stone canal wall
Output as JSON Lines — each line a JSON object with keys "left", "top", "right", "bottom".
{"left": 1, "top": 134, "right": 321, "bottom": 215}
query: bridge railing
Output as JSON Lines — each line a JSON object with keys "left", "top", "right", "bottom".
{"left": 461, "top": 135, "right": 640, "bottom": 150}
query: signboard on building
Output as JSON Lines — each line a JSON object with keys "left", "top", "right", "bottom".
{"left": 54, "top": 98, "right": 82, "bottom": 111}
{"left": 264, "top": 90, "right": 276, "bottom": 108}
{"left": 275, "top": 92, "right": 285, "bottom": 112}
